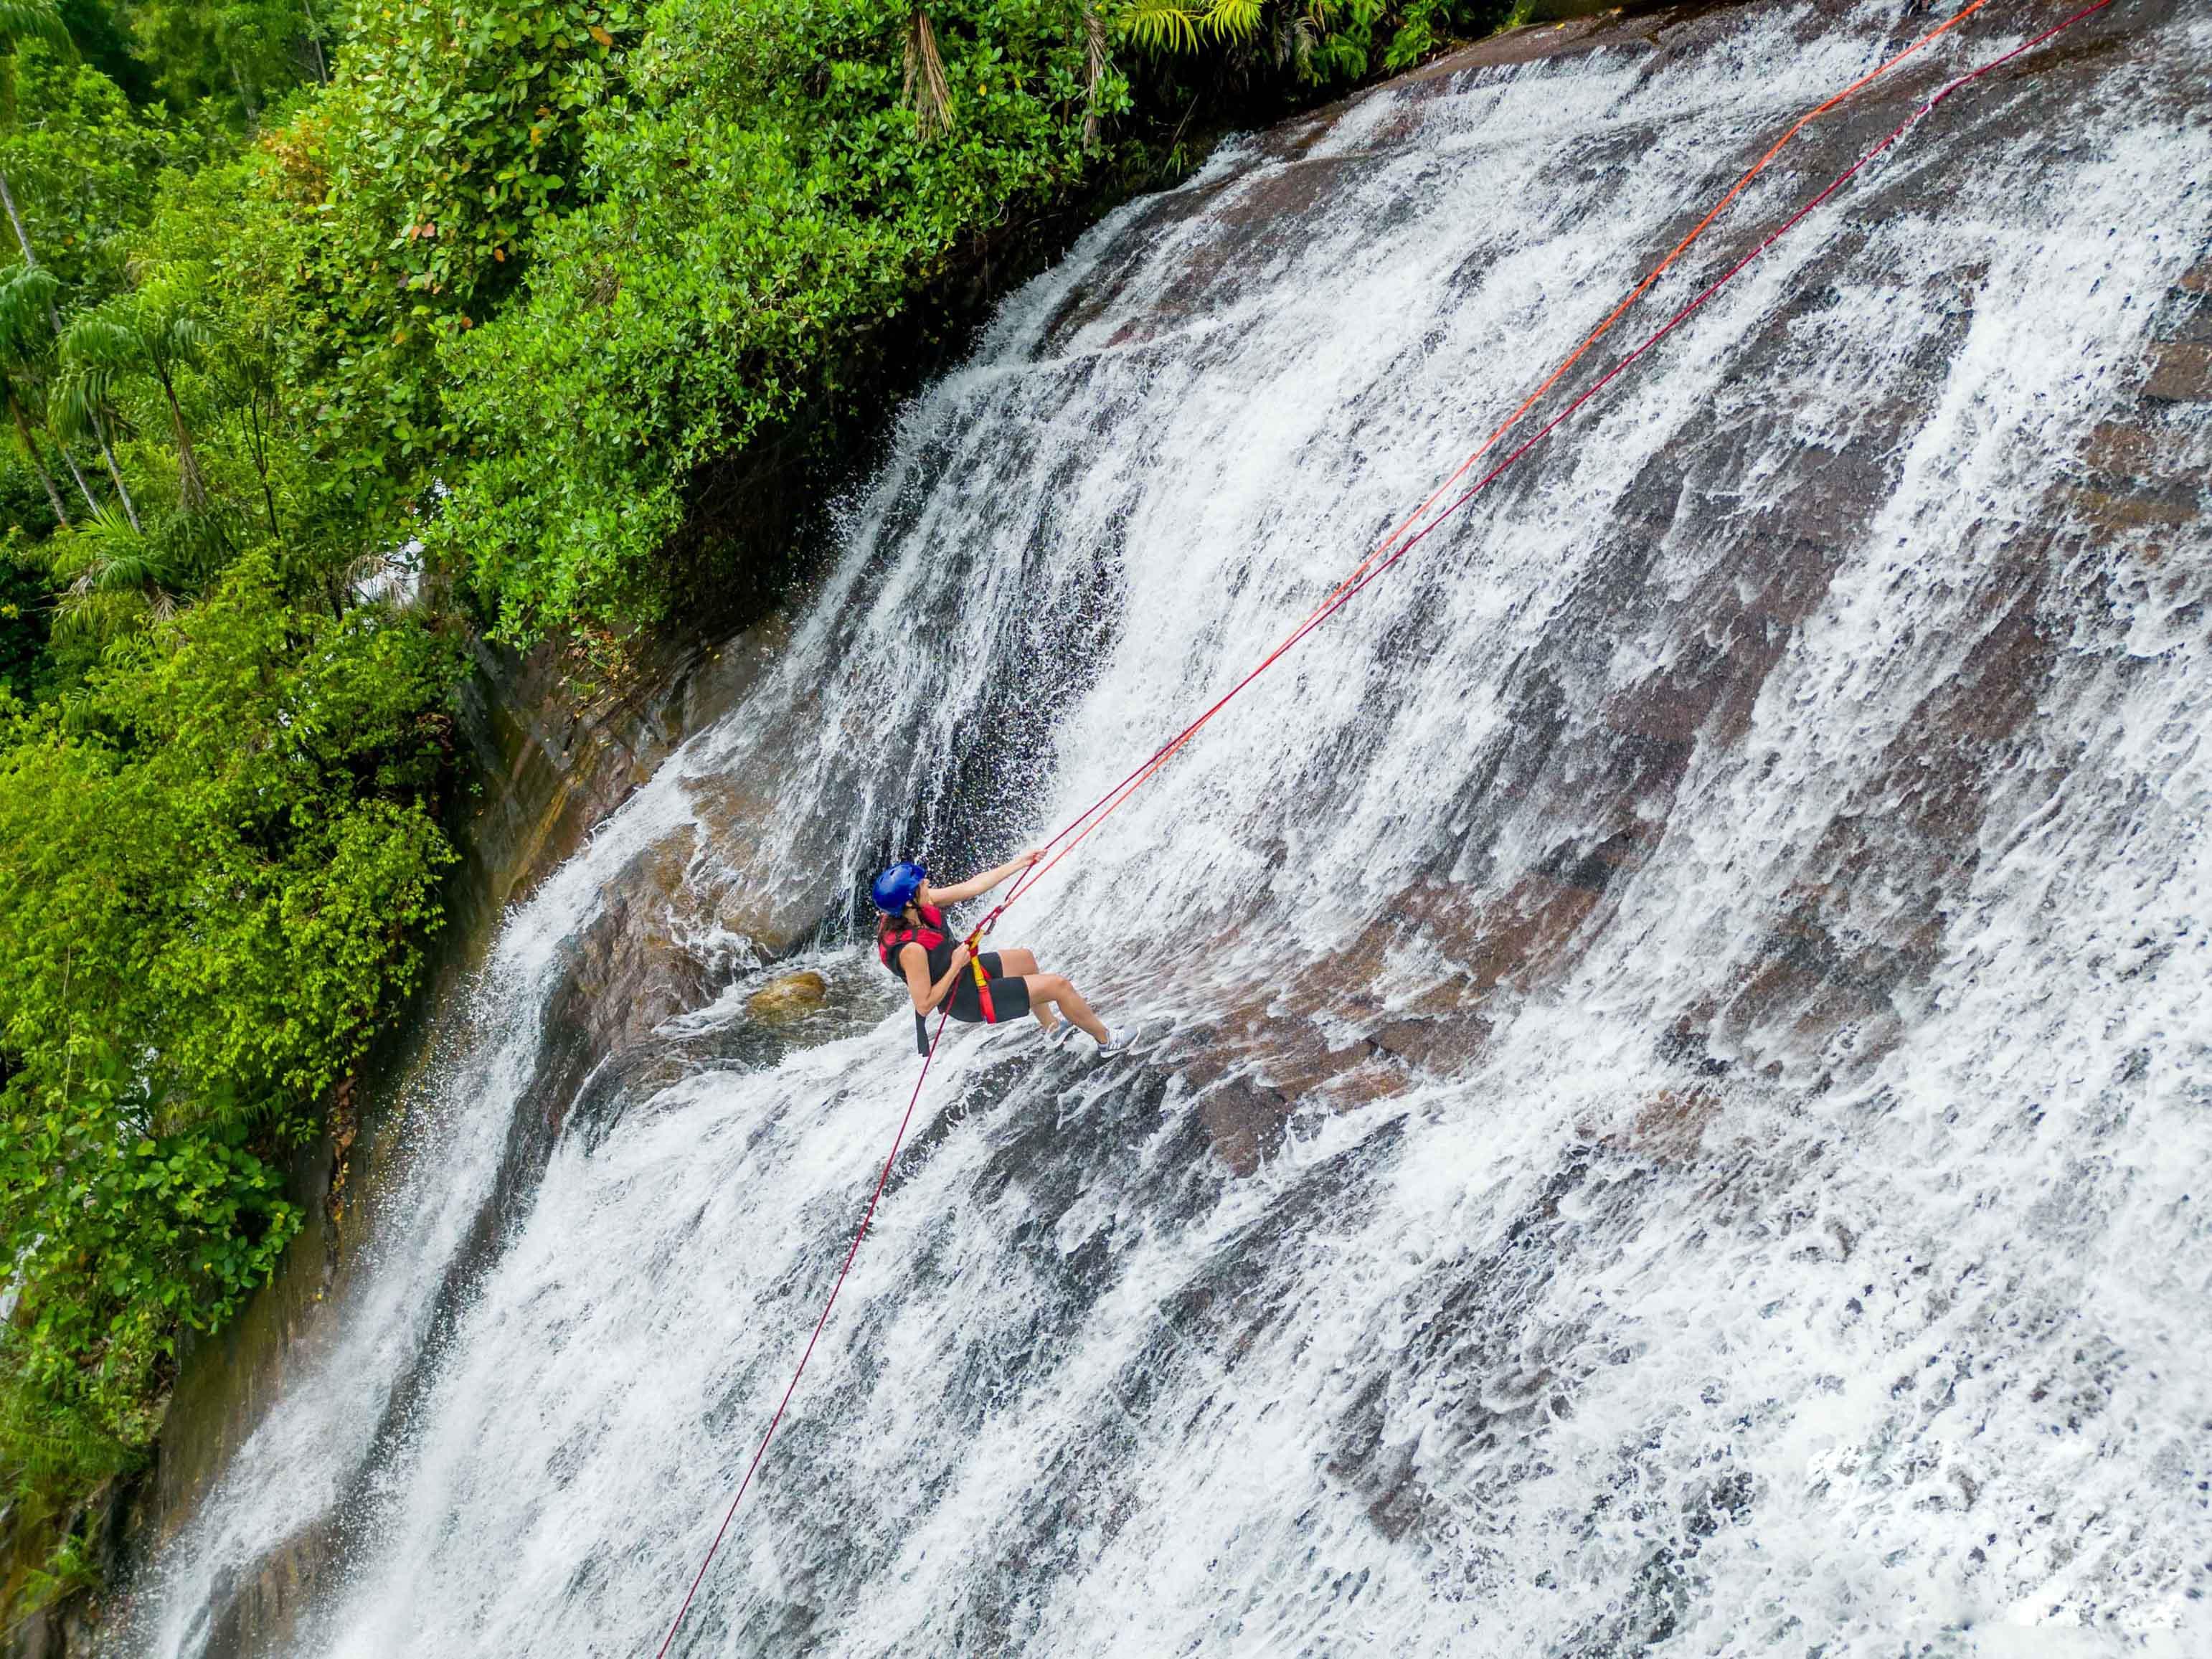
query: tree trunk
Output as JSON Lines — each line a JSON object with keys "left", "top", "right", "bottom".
{"left": 11, "top": 390, "right": 70, "bottom": 527}
{"left": 228, "top": 60, "right": 261, "bottom": 123}
{"left": 95, "top": 421, "right": 141, "bottom": 531}
{"left": 242, "top": 398, "right": 280, "bottom": 538}
{"left": 59, "top": 440, "right": 100, "bottom": 514}
{"left": 0, "top": 168, "right": 37, "bottom": 269}
{"left": 303, "top": 0, "right": 329, "bottom": 82}
{"left": 159, "top": 375, "right": 207, "bottom": 512}
{"left": 0, "top": 168, "right": 73, "bottom": 341}
{"left": 0, "top": 170, "right": 131, "bottom": 526}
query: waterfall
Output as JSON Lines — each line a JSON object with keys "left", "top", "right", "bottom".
{"left": 132, "top": 1, "right": 2212, "bottom": 1653}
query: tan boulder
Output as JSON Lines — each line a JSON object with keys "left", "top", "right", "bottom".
{"left": 747, "top": 970, "right": 830, "bottom": 1023}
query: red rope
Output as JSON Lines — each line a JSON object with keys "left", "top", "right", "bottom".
{"left": 653, "top": 1004, "right": 954, "bottom": 1658}
{"left": 991, "top": 0, "right": 2117, "bottom": 927}
{"left": 653, "top": 0, "right": 2119, "bottom": 1645}
{"left": 991, "top": 0, "right": 2013, "bottom": 916}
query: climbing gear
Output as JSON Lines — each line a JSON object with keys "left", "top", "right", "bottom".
{"left": 870, "top": 861, "right": 927, "bottom": 914}
{"left": 879, "top": 904, "right": 1024, "bottom": 1040}
{"left": 945, "top": 942, "right": 1029, "bottom": 1026}
{"left": 968, "top": 948, "right": 998, "bottom": 1025}
{"left": 655, "top": 4, "right": 2124, "bottom": 1648}
{"left": 878, "top": 899, "right": 955, "bottom": 1052}
{"left": 876, "top": 899, "right": 953, "bottom": 980}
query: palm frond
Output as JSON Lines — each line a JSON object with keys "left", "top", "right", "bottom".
{"left": 67, "top": 547, "right": 171, "bottom": 597}
{"left": 0, "top": 265, "right": 59, "bottom": 359}
{"left": 1202, "top": 0, "right": 1264, "bottom": 43}
{"left": 48, "top": 361, "right": 118, "bottom": 445}
{"left": 1113, "top": 0, "right": 1204, "bottom": 55}
{"left": 59, "top": 313, "right": 142, "bottom": 376}
{"left": 51, "top": 587, "right": 153, "bottom": 641}
{"left": 54, "top": 683, "right": 98, "bottom": 732}
{"left": 48, "top": 500, "right": 146, "bottom": 581}
{"left": 0, "top": 0, "right": 70, "bottom": 51}
{"left": 47, "top": 502, "right": 182, "bottom": 616}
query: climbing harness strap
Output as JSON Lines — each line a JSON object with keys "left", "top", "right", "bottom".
{"left": 969, "top": 947, "right": 998, "bottom": 1024}
{"left": 876, "top": 902, "right": 951, "bottom": 978}
{"left": 883, "top": 902, "right": 957, "bottom": 1051}
{"left": 655, "top": 4, "right": 2124, "bottom": 1648}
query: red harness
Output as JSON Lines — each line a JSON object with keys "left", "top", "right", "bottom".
{"left": 876, "top": 901, "right": 951, "bottom": 973}
{"left": 879, "top": 902, "right": 996, "bottom": 1025}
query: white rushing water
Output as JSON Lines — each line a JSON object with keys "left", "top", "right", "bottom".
{"left": 135, "top": 1, "right": 2212, "bottom": 1653}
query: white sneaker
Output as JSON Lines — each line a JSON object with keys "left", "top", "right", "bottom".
{"left": 1041, "top": 1021, "right": 1072, "bottom": 1047}
{"left": 1095, "top": 1024, "right": 1132, "bottom": 1058}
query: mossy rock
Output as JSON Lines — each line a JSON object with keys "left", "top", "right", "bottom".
{"left": 746, "top": 970, "right": 830, "bottom": 1024}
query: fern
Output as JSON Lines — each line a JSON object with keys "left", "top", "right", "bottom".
{"left": 0, "top": 1366, "right": 133, "bottom": 1493}
{"left": 14, "top": 1530, "right": 103, "bottom": 1617}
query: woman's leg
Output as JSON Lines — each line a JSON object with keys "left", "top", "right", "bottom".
{"left": 996, "top": 948, "right": 1057, "bottom": 1029}
{"left": 1021, "top": 974, "right": 1107, "bottom": 1044}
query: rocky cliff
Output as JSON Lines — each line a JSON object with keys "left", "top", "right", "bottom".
{"left": 89, "top": 1, "right": 2212, "bottom": 1653}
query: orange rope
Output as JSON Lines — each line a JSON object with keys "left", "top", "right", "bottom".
{"left": 653, "top": 1, "right": 2128, "bottom": 1642}
{"left": 988, "top": 0, "right": 2004, "bottom": 927}
{"left": 1296, "top": 0, "right": 2000, "bottom": 622}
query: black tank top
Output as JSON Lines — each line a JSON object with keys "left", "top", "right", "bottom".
{"left": 879, "top": 901, "right": 954, "bottom": 984}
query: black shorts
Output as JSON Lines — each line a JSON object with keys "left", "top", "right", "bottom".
{"left": 945, "top": 953, "right": 1031, "bottom": 1024}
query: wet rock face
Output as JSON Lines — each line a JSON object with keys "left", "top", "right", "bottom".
{"left": 112, "top": 3, "right": 2212, "bottom": 1655}
{"left": 93, "top": 618, "right": 811, "bottom": 1659}
{"left": 1096, "top": 0, "right": 2211, "bottom": 1176}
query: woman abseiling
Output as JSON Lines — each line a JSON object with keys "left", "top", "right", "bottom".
{"left": 872, "top": 855, "right": 1128, "bottom": 1056}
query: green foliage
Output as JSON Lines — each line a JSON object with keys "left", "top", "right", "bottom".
{"left": 0, "top": 0, "right": 73, "bottom": 128}
{"left": 1114, "top": 0, "right": 1504, "bottom": 83}
{"left": 0, "top": 50, "right": 176, "bottom": 297}
{"left": 1116, "top": 0, "right": 1253, "bottom": 54}
{"left": 0, "top": 552, "right": 463, "bottom": 1493}
{"left": 433, "top": 0, "right": 1123, "bottom": 638}
{"left": 116, "top": 0, "right": 326, "bottom": 119}
{"left": 11, "top": 1513, "right": 105, "bottom": 1613}
{"left": 1, "top": 517, "right": 54, "bottom": 686}
{"left": 0, "top": 0, "right": 1523, "bottom": 1613}
{"left": 60, "top": 267, "right": 213, "bottom": 506}
{"left": 327, "top": 0, "right": 630, "bottom": 308}
{"left": 57, "top": 0, "right": 156, "bottom": 100}
{"left": 16, "top": 0, "right": 1504, "bottom": 648}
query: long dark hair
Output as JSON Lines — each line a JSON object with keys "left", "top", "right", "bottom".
{"left": 876, "top": 897, "right": 934, "bottom": 952}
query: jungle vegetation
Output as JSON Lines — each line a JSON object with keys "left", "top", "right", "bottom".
{"left": 0, "top": 0, "right": 1511, "bottom": 1617}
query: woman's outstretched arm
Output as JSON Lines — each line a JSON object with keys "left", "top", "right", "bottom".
{"left": 922, "top": 849, "right": 1042, "bottom": 907}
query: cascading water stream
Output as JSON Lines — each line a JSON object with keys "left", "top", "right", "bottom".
{"left": 133, "top": 1, "right": 2211, "bottom": 1653}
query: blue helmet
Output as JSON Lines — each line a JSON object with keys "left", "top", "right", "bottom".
{"left": 871, "top": 861, "right": 927, "bottom": 914}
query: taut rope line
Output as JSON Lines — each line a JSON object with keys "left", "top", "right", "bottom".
{"left": 655, "top": 2, "right": 2120, "bottom": 1648}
